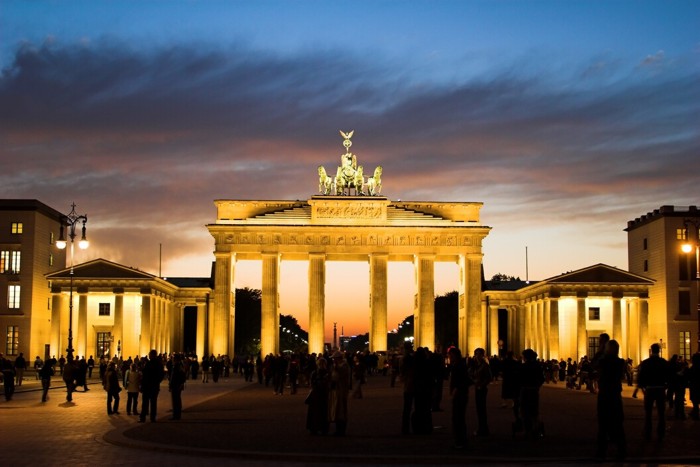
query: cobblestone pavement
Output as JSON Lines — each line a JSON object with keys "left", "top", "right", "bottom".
{"left": 2, "top": 372, "right": 699, "bottom": 466}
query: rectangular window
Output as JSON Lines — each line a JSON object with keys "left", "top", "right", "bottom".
{"left": 643, "top": 238, "right": 648, "bottom": 250}
{"left": 588, "top": 307, "right": 600, "bottom": 321}
{"left": 98, "top": 303, "right": 111, "bottom": 316}
{"left": 644, "top": 259, "right": 648, "bottom": 272}
{"left": 8, "top": 285, "right": 20, "bottom": 309}
{"left": 679, "top": 331, "right": 691, "bottom": 360}
{"left": 0, "top": 251, "right": 20, "bottom": 274}
{"left": 677, "top": 228, "right": 687, "bottom": 240}
{"left": 49, "top": 253, "right": 54, "bottom": 267}
{"left": 588, "top": 336, "right": 600, "bottom": 358}
{"left": 679, "top": 290, "right": 691, "bottom": 315}
{"left": 96, "top": 332, "right": 111, "bottom": 358}
{"left": 6, "top": 325, "right": 19, "bottom": 356}
{"left": 11, "top": 222, "right": 23, "bottom": 234}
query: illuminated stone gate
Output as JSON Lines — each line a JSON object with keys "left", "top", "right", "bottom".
{"left": 207, "top": 133, "right": 491, "bottom": 357}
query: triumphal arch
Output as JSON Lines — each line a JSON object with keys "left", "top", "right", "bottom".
{"left": 207, "top": 132, "right": 491, "bottom": 357}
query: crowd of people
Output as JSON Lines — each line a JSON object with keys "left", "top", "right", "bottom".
{"left": 3, "top": 338, "right": 700, "bottom": 460}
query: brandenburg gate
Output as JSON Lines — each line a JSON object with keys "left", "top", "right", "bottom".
{"left": 207, "top": 132, "right": 491, "bottom": 357}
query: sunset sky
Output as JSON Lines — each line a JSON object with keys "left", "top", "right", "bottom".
{"left": 1, "top": 1, "right": 699, "bottom": 338}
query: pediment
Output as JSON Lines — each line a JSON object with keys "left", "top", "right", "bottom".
{"left": 46, "top": 258, "right": 155, "bottom": 280}
{"left": 547, "top": 264, "right": 653, "bottom": 285}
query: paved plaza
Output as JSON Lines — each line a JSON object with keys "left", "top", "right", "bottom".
{"left": 2, "top": 371, "right": 699, "bottom": 466}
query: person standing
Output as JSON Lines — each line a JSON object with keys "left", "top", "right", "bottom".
{"left": 448, "top": 347, "right": 470, "bottom": 449}
{"left": 103, "top": 361, "right": 121, "bottom": 415}
{"left": 329, "top": 350, "right": 350, "bottom": 436}
{"left": 125, "top": 362, "right": 141, "bottom": 416}
{"left": 595, "top": 339, "right": 626, "bottom": 460}
{"left": 519, "top": 349, "right": 545, "bottom": 438}
{"left": 469, "top": 348, "right": 492, "bottom": 437}
{"left": 14, "top": 353, "right": 26, "bottom": 386}
{"left": 400, "top": 342, "right": 415, "bottom": 435}
{"left": 306, "top": 356, "right": 330, "bottom": 435}
{"left": 39, "top": 359, "right": 54, "bottom": 402}
{"left": 637, "top": 343, "right": 669, "bottom": 440}
{"left": 139, "top": 349, "right": 164, "bottom": 423}
{"left": 687, "top": 353, "right": 700, "bottom": 420}
{"left": 87, "top": 355, "right": 95, "bottom": 379}
{"left": 169, "top": 354, "right": 186, "bottom": 420}
{"left": 1, "top": 353, "right": 16, "bottom": 401}
{"left": 33, "top": 356, "right": 43, "bottom": 380}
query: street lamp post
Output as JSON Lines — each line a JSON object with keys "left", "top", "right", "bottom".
{"left": 681, "top": 218, "right": 700, "bottom": 354}
{"left": 55, "top": 203, "right": 89, "bottom": 362}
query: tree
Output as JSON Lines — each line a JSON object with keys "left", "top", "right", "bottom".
{"left": 234, "top": 288, "right": 261, "bottom": 356}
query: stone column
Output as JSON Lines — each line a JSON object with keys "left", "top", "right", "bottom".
{"left": 50, "top": 293, "right": 62, "bottom": 357}
{"left": 308, "top": 253, "right": 326, "bottom": 355}
{"left": 370, "top": 254, "right": 388, "bottom": 353}
{"left": 524, "top": 301, "right": 532, "bottom": 349}
{"left": 139, "top": 292, "right": 152, "bottom": 356}
{"left": 152, "top": 297, "right": 161, "bottom": 351}
{"left": 414, "top": 254, "right": 435, "bottom": 350}
{"left": 577, "top": 293, "right": 588, "bottom": 360}
{"left": 489, "top": 302, "right": 499, "bottom": 356}
{"left": 460, "top": 254, "right": 483, "bottom": 352}
{"left": 212, "top": 252, "right": 235, "bottom": 357}
{"left": 612, "top": 291, "right": 622, "bottom": 342}
{"left": 261, "top": 253, "right": 281, "bottom": 357}
{"left": 196, "top": 301, "right": 206, "bottom": 358}
{"left": 638, "top": 295, "right": 649, "bottom": 358}
{"left": 548, "top": 296, "right": 560, "bottom": 360}
{"left": 540, "top": 301, "right": 547, "bottom": 357}
{"left": 113, "top": 291, "right": 124, "bottom": 357}
{"left": 77, "top": 292, "right": 88, "bottom": 358}
{"left": 457, "top": 255, "right": 468, "bottom": 352}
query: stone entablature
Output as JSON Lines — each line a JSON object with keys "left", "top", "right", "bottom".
{"left": 208, "top": 196, "right": 491, "bottom": 357}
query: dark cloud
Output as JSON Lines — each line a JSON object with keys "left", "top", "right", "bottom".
{"left": 1, "top": 38, "right": 698, "bottom": 277}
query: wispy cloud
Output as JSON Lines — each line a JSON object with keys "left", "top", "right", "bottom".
{"left": 1, "top": 38, "right": 698, "bottom": 278}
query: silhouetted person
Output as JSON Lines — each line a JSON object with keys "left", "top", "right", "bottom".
{"left": 448, "top": 347, "right": 471, "bottom": 449}
{"left": 637, "top": 343, "right": 668, "bottom": 440}
{"left": 169, "top": 354, "right": 186, "bottom": 420}
{"left": 400, "top": 341, "right": 415, "bottom": 434}
{"left": 63, "top": 356, "right": 77, "bottom": 402}
{"left": 39, "top": 359, "right": 54, "bottom": 402}
{"left": 329, "top": 351, "right": 350, "bottom": 436}
{"left": 469, "top": 347, "right": 492, "bottom": 436}
{"left": 687, "top": 353, "right": 700, "bottom": 420}
{"left": 519, "top": 349, "right": 544, "bottom": 438}
{"left": 595, "top": 339, "right": 626, "bottom": 460}
{"left": 306, "top": 356, "right": 330, "bottom": 435}
{"left": 412, "top": 347, "right": 434, "bottom": 434}
{"left": 139, "top": 349, "right": 164, "bottom": 423}
{"left": 104, "top": 361, "right": 121, "bottom": 415}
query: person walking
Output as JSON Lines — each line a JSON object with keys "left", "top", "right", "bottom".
{"left": 139, "top": 349, "right": 164, "bottom": 423}
{"left": 39, "top": 359, "right": 54, "bottom": 402}
{"left": 169, "top": 354, "right": 186, "bottom": 420}
{"left": 103, "top": 361, "right": 121, "bottom": 415}
{"left": 62, "top": 356, "right": 77, "bottom": 402}
{"left": 469, "top": 348, "right": 492, "bottom": 437}
{"left": 637, "top": 343, "right": 669, "bottom": 440}
{"left": 448, "top": 347, "right": 471, "bottom": 449}
{"left": 595, "top": 339, "right": 626, "bottom": 460}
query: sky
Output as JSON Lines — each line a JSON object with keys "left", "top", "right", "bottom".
{"left": 1, "top": 0, "right": 699, "bottom": 338}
